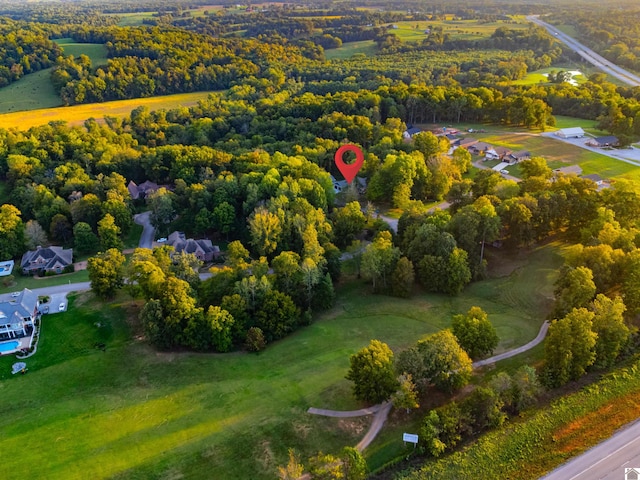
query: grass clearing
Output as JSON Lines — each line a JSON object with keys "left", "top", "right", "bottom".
{"left": 0, "top": 242, "right": 560, "bottom": 479}
{"left": 54, "top": 38, "right": 109, "bottom": 67}
{"left": 0, "top": 91, "right": 219, "bottom": 130}
{"left": 0, "top": 68, "right": 62, "bottom": 113}
{"left": 466, "top": 130, "right": 640, "bottom": 181}
{"left": 326, "top": 40, "right": 377, "bottom": 60}
{"left": 391, "top": 19, "right": 528, "bottom": 43}
{"left": 512, "top": 66, "right": 589, "bottom": 86}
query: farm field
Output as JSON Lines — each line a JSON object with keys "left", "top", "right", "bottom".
{"left": 0, "top": 242, "right": 560, "bottom": 479}
{"left": 0, "top": 91, "right": 219, "bottom": 130}
{"left": 389, "top": 18, "right": 529, "bottom": 43}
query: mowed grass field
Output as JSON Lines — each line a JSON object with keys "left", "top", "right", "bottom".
{"left": 325, "top": 40, "right": 377, "bottom": 60}
{"left": 0, "top": 91, "right": 218, "bottom": 130}
{"left": 0, "top": 242, "right": 560, "bottom": 479}
{"left": 0, "top": 68, "right": 62, "bottom": 113}
{"left": 470, "top": 130, "right": 640, "bottom": 181}
{"left": 0, "top": 40, "right": 109, "bottom": 114}
{"left": 390, "top": 18, "right": 529, "bottom": 43}
{"left": 54, "top": 38, "right": 109, "bottom": 67}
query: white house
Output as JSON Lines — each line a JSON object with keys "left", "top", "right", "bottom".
{"left": 0, "top": 289, "right": 38, "bottom": 340}
{"left": 555, "top": 127, "right": 585, "bottom": 138}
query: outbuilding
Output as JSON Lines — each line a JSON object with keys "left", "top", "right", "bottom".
{"left": 555, "top": 127, "right": 585, "bottom": 138}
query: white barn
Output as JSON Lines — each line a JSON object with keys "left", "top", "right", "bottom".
{"left": 555, "top": 127, "right": 585, "bottom": 138}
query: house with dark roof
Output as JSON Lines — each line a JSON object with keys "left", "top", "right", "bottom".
{"left": 127, "top": 180, "right": 160, "bottom": 200}
{"left": 21, "top": 246, "right": 73, "bottom": 275}
{"left": 167, "top": 231, "right": 220, "bottom": 262}
{"left": 402, "top": 127, "right": 422, "bottom": 139}
{"left": 0, "top": 288, "right": 38, "bottom": 340}
{"left": 582, "top": 173, "right": 604, "bottom": 185}
{"left": 586, "top": 136, "right": 619, "bottom": 148}
{"left": 468, "top": 142, "right": 493, "bottom": 155}
{"left": 508, "top": 150, "right": 531, "bottom": 163}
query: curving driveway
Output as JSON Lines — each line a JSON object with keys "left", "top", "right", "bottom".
{"left": 134, "top": 211, "right": 155, "bottom": 249}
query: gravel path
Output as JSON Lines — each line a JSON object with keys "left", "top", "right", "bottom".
{"left": 308, "top": 320, "right": 551, "bottom": 451}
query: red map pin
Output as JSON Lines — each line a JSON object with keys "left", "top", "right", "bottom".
{"left": 335, "top": 144, "right": 364, "bottom": 184}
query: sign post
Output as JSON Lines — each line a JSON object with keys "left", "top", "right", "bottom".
{"left": 402, "top": 433, "right": 419, "bottom": 448}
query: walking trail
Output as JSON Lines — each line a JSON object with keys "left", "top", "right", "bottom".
{"left": 307, "top": 320, "right": 549, "bottom": 452}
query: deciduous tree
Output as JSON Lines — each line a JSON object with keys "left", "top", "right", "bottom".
{"left": 87, "top": 248, "right": 126, "bottom": 299}
{"left": 451, "top": 306, "right": 499, "bottom": 359}
{"left": 346, "top": 339, "right": 398, "bottom": 404}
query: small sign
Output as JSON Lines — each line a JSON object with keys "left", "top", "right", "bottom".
{"left": 403, "top": 433, "right": 418, "bottom": 445}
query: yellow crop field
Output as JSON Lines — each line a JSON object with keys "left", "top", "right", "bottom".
{"left": 0, "top": 91, "right": 219, "bottom": 130}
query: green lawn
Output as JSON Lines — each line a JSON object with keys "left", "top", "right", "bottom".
{"left": 0, "top": 269, "right": 90, "bottom": 294}
{"left": 465, "top": 130, "right": 640, "bottom": 181}
{"left": 0, "top": 241, "right": 560, "bottom": 479}
{"left": 54, "top": 38, "right": 109, "bottom": 67}
{"left": 325, "top": 40, "right": 377, "bottom": 60}
{"left": 0, "top": 68, "right": 62, "bottom": 114}
{"left": 512, "top": 66, "right": 588, "bottom": 86}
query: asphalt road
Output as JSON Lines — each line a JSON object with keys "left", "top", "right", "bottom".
{"left": 528, "top": 15, "right": 640, "bottom": 87}
{"left": 541, "top": 419, "right": 640, "bottom": 480}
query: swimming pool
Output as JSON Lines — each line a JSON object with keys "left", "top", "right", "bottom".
{"left": 0, "top": 340, "right": 20, "bottom": 353}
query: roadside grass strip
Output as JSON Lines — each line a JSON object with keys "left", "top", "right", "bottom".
{"left": 398, "top": 359, "right": 640, "bottom": 480}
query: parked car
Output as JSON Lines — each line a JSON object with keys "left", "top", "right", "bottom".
{"left": 500, "top": 169, "right": 509, "bottom": 175}
{"left": 10, "top": 291, "right": 20, "bottom": 297}
{"left": 59, "top": 303, "right": 65, "bottom": 311}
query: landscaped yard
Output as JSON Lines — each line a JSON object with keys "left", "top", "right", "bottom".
{"left": 0, "top": 242, "right": 560, "bottom": 479}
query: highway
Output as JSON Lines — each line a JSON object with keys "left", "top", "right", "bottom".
{"left": 528, "top": 15, "right": 640, "bottom": 87}
{"left": 541, "top": 419, "right": 640, "bottom": 479}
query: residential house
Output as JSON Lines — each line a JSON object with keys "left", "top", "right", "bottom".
{"left": 167, "top": 231, "right": 220, "bottom": 262}
{"left": 21, "top": 246, "right": 73, "bottom": 275}
{"left": 402, "top": 127, "right": 422, "bottom": 140}
{"left": 127, "top": 180, "right": 160, "bottom": 200}
{"left": 485, "top": 146, "right": 512, "bottom": 161}
{"left": 555, "top": 127, "right": 585, "bottom": 138}
{"left": 586, "top": 136, "right": 619, "bottom": 148}
{"left": 508, "top": 150, "right": 531, "bottom": 163}
{"left": 582, "top": 173, "right": 604, "bottom": 186}
{"left": 0, "top": 288, "right": 38, "bottom": 340}
{"left": 468, "top": 142, "right": 493, "bottom": 155}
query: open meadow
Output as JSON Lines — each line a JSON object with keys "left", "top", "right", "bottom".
{"left": 0, "top": 91, "right": 219, "bottom": 130}
{"left": 54, "top": 38, "right": 109, "bottom": 67}
{"left": 0, "top": 242, "right": 561, "bottom": 479}
{"left": 0, "top": 40, "right": 109, "bottom": 114}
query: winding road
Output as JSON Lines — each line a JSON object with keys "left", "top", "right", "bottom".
{"left": 308, "top": 321, "right": 550, "bottom": 452}
{"left": 528, "top": 15, "right": 640, "bottom": 87}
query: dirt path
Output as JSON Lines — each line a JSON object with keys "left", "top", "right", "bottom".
{"left": 308, "top": 320, "right": 550, "bottom": 452}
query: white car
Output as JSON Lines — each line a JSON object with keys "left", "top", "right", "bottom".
{"left": 500, "top": 169, "right": 509, "bottom": 175}
{"left": 10, "top": 291, "right": 20, "bottom": 297}
{"left": 59, "top": 303, "right": 65, "bottom": 311}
